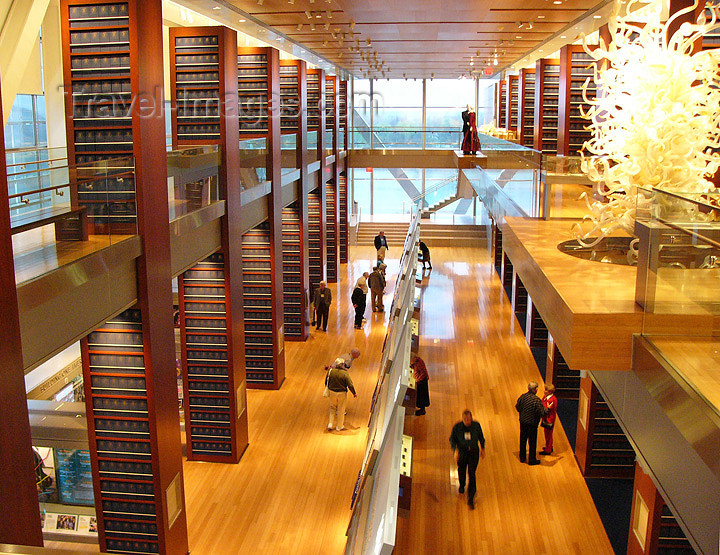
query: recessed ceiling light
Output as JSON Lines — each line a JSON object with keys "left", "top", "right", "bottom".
{"left": 560, "top": 35, "right": 566, "bottom": 38}
{"left": 553, "top": 1, "right": 562, "bottom": 4}
{"left": 537, "top": 15, "right": 545, "bottom": 18}
{"left": 515, "top": 35, "right": 522, "bottom": 39}
{"left": 593, "top": 14, "right": 602, "bottom": 18}
{"left": 238, "top": 19, "right": 246, "bottom": 23}
{"left": 212, "top": 5, "right": 221, "bottom": 10}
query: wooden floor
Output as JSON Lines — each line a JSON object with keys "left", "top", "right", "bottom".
{"left": 47, "top": 244, "right": 613, "bottom": 554}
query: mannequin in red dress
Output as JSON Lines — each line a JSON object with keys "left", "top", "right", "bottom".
{"left": 461, "top": 109, "right": 480, "bottom": 155}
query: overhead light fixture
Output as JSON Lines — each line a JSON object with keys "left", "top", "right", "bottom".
{"left": 527, "top": 22, "right": 533, "bottom": 29}
{"left": 324, "top": 22, "right": 330, "bottom": 30}
{"left": 315, "top": 12, "right": 322, "bottom": 18}
{"left": 326, "top": 10, "right": 332, "bottom": 19}
{"left": 297, "top": 23, "right": 303, "bottom": 31}
{"left": 310, "top": 22, "right": 315, "bottom": 30}
{"left": 238, "top": 19, "right": 246, "bottom": 23}
{"left": 288, "top": 0, "right": 294, "bottom": 4}
{"left": 493, "top": 58, "right": 498, "bottom": 65}
{"left": 305, "top": 10, "right": 312, "bottom": 18}
{"left": 212, "top": 5, "right": 221, "bottom": 10}
{"left": 257, "top": 0, "right": 263, "bottom": 5}
{"left": 593, "top": 14, "right": 602, "bottom": 18}
{"left": 515, "top": 35, "right": 522, "bottom": 39}
{"left": 537, "top": 14, "right": 545, "bottom": 18}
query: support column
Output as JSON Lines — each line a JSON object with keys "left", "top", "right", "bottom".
{"left": 0, "top": 76, "right": 44, "bottom": 547}
{"left": 170, "top": 25, "right": 249, "bottom": 463}
{"left": 64, "top": 1, "right": 189, "bottom": 552}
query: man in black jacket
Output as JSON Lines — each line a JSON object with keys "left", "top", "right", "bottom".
{"left": 449, "top": 410, "right": 485, "bottom": 509}
{"left": 515, "top": 381, "right": 547, "bottom": 465}
{"left": 374, "top": 231, "right": 388, "bottom": 261}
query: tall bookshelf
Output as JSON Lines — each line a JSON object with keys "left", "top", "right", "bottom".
{"left": 307, "top": 69, "right": 321, "bottom": 132}
{"left": 518, "top": 68, "right": 536, "bottom": 148}
{"left": 279, "top": 60, "right": 300, "bottom": 134}
{"left": 495, "top": 79, "right": 507, "bottom": 128}
{"left": 308, "top": 187, "right": 325, "bottom": 296}
{"left": 237, "top": 47, "right": 272, "bottom": 139}
{"left": 326, "top": 179, "right": 339, "bottom": 282}
{"left": 546, "top": 333, "right": 581, "bottom": 399}
{"left": 60, "top": 0, "right": 137, "bottom": 235}
{"left": 282, "top": 201, "right": 308, "bottom": 340}
{"left": 325, "top": 75, "right": 337, "bottom": 151}
{"left": 179, "top": 252, "right": 247, "bottom": 462}
{"left": 81, "top": 309, "right": 162, "bottom": 554}
{"left": 506, "top": 74, "right": 519, "bottom": 134}
{"left": 170, "top": 31, "right": 221, "bottom": 144}
{"left": 558, "top": 45, "right": 597, "bottom": 156}
{"left": 533, "top": 58, "right": 561, "bottom": 154}
{"left": 338, "top": 79, "right": 348, "bottom": 151}
{"left": 241, "top": 222, "right": 285, "bottom": 388}
{"left": 338, "top": 171, "right": 348, "bottom": 263}
{"left": 575, "top": 377, "right": 635, "bottom": 478}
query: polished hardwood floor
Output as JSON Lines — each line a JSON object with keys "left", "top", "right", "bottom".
{"left": 47, "top": 244, "right": 612, "bottom": 554}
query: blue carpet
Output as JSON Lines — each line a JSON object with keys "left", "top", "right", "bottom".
{"left": 531, "top": 347, "right": 546, "bottom": 382}
{"left": 586, "top": 477, "right": 634, "bottom": 555}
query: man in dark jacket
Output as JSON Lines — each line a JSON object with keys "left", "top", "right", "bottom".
{"left": 367, "top": 266, "right": 386, "bottom": 312}
{"left": 313, "top": 281, "right": 332, "bottom": 331}
{"left": 449, "top": 410, "right": 485, "bottom": 509}
{"left": 351, "top": 281, "right": 366, "bottom": 329}
{"left": 515, "top": 381, "right": 547, "bottom": 465}
{"left": 374, "top": 231, "right": 389, "bottom": 262}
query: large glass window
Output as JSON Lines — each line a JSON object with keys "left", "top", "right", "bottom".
{"left": 352, "top": 79, "right": 372, "bottom": 149}
{"left": 426, "top": 79, "right": 477, "bottom": 149}
{"left": 4, "top": 95, "right": 47, "bottom": 149}
{"left": 373, "top": 80, "right": 423, "bottom": 148}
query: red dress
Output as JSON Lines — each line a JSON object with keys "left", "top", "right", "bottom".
{"left": 461, "top": 111, "right": 480, "bottom": 154}
{"left": 542, "top": 392, "right": 557, "bottom": 453}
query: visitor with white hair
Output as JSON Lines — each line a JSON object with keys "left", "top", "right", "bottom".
{"left": 325, "top": 357, "right": 357, "bottom": 432}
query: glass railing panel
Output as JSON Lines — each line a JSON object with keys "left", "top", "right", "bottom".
{"left": 239, "top": 136, "right": 267, "bottom": 187}
{"left": 635, "top": 188, "right": 720, "bottom": 417}
{"left": 280, "top": 133, "right": 297, "bottom": 176}
{"left": 11, "top": 154, "right": 138, "bottom": 285}
{"left": 166, "top": 145, "right": 220, "bottom": 220}
{"left": 542, "top": 155, "right": 595, "bottom": 219}
{"left": 338, "top": 130, "right": 346, "bottom": 152}
{"left": 307, "top": 130, "right": 319, "bottom": 164}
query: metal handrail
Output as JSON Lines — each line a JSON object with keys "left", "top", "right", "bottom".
{"left": 408, "top": 175, "right": 457, "bottom": 204}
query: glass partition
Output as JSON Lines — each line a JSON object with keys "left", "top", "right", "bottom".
{"left": 280, "top": 133, "right": 298, "bottom": 175}
{"left": 239, "top": 136, "right": 268, "bottom": 187}
{"left": 635, "top": 187, "right": 720, "bottom": 416}
{"left": 307, "top": 130, "right": 319, "bottom": 163}
{"left": 166, "top": 145, "right": 220, "bottom": 220}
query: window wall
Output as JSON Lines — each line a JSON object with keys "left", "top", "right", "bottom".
{"left": 4, "top": 94, "right": 47, "bottom": 151}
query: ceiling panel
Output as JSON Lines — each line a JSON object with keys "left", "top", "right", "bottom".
{"left": 219, "top": 0, "right": 610, "bottom": 78}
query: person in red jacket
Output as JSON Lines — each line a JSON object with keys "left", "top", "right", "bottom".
{"left": 540, "top": 384, "right": 557, "bottom": 455}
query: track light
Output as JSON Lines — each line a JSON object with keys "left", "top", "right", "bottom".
{"left": 257, "top": 0, "right": 263, "bottom": 5}
{"left": 305, "top": 10, "right": 312, "bottom": 18}
{"left": 324, "top": 22, "right": 330, "bottom": 30}
{"left": 296, "top": 23, "right": 303, "bottom": 31}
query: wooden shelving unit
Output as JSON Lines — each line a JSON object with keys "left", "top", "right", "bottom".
{"left": 338, "top": 172, "right": 348, "bottom": 264}
{"left": 546, "top": 334, "right": 581, "bottom": 399}
{"left": 307, "top": 69, "right": 321, "bottom": 132}
{"left": 657, "top": 503, "right": 695, "bottom": 553}
{"left": 558, "top": 45, "right": 596, "bottom": 156}
{"left": 506, "top": 74, "right": 519, "bottom": 134}
{"left": 338, "top": 79, "right": 348, "bottom": 151}
{"left": 325, "top": 179, "right": 338, "bottom": 283}
{"left": 525, "top": 297, "right": 548, "bottom": 349}
{"left": 237, "top": 47, "right": 271, "bottom": 139}
{"left": 492, "top": 222, "right": 503, "bottom": 276}
{"left": 279, "top": 60, "right": 300, "bottom": 134}
{"left": 170, "top": 33, "right": 221, "bottom": 144}
{"left": 282, "top": 201, "right": 307, "bottom": 340}
{"left": 533, "top": 58, "right": 560, "bottom": 154}
{"left": 81, "top": 309, "right": 159, "bottom": 554}
{"left": 61, "top": 0, "right": 137, "bottom": 235}
{"left": 495, "top": 80, "right": 507, "bottom": 128}
{"left": 519, "top": 68, "right": 536, "bottom": 148}
{"left": 308, "top": 187, "right": 324, "bottom": 296}
{"left": 325, "top": 75, "right": 336, "bottom": 150}
{"left": 241, "top": 222, "right": 284, "bottom": 387}
{"left": 575, "top": 377, "right": 635, "bottom": 478}
{"left": 179, "top": 253, "right": 246, "bottom": 462}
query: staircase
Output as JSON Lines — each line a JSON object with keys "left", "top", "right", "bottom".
{"left": 424, "top": 194, "right": 459, "bottom": 214}
{"left": 356, "top": 221, "right": 486, "bottom": 248}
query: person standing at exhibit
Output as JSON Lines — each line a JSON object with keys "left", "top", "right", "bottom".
{"left": 313, "top": 281, "right": 332, "bottom": 332}
{"left": 411, "top": 354, "right": 430, "bottom": 415}
{"left": 325, "top": 358, "right": 357, "bottom": 431}
{"left": 449, "top": 410, "right": 486, "bottom": 510}
{"left": 351, "top": 279, "right": 367, "bottom": 329}
{"left": 515, "top": 381, "right": 547, "bottom": 465}
{"left": 419, "top": 240, "right": 432, "bottom": 270}
{"left": 374, "top": 230, "right": 389, "bottom": 262}
{"left": 367, "top": 265, "right": 386, "bottom": 312}
{"left": 540, "top": 384, "right": 557, "bottom": 455}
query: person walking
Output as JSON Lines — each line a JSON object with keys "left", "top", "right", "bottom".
{"left": 351, "top": 279, "right": 367, "bottom": 329}
{"left": 419, "top": 241, "right": 432, "bottom": 270}
{"left": 325, "top": 358, "right": 357, "bottom": 431}
{"left": 367, "top": 266, "right": 386, "bottom": 312}
{"left": 540, "top": 384, "right": 558, "bottom": 455}
{"left": 411, "top": 354, "right": 430, "bottom": 415}
{"left": 515, "top": 381, "right": 547, "bottom": 465}
{"left": 449, "top": 410, "right": 486, "bottom": 509}
{"left": 313, "top": 281, "right": 332, "bottom": 332}
{"left": 374, "top": 231, "right": 389, "bottom": 262}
